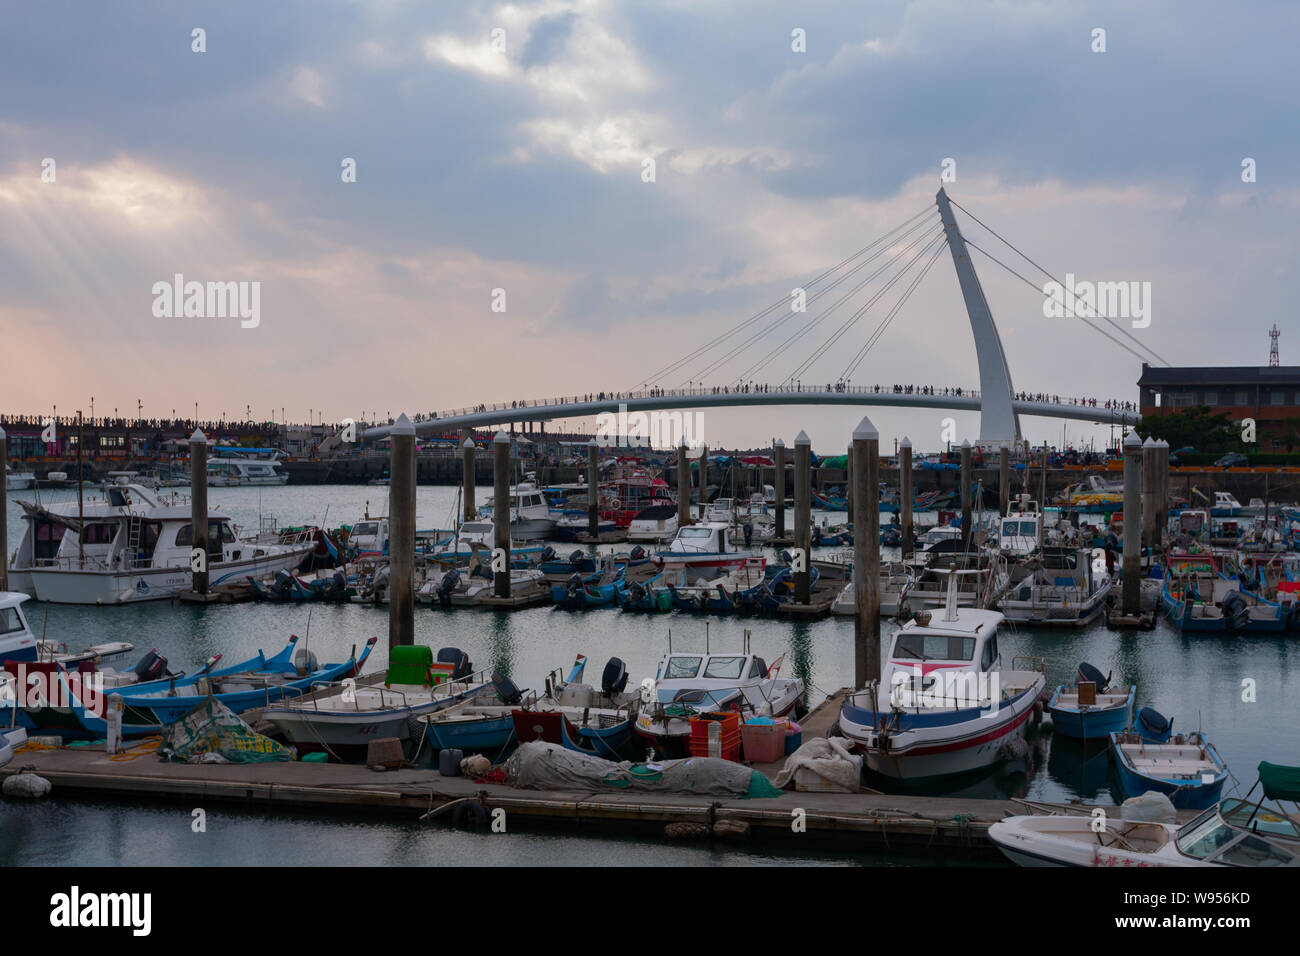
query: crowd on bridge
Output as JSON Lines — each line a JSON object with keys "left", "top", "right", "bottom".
{"left": 1014, "top": 392, "right": 1136, "bottom": 412}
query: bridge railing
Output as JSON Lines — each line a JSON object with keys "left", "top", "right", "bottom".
{"left": 416, "top": 383, "right": 1137, "bottom": 425}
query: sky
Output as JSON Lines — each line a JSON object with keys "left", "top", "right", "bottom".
{"left": 2, "top": 0, "right": 1296, "bottom": 453}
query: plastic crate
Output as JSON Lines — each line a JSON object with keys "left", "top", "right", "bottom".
{"left": 689, "top": 712, "right": 741, "bottom": 761}
{"left": 740, "top": 721, "right": 785, "bottom": 763}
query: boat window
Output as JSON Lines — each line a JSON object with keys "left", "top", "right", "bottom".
{"left": 1175, "top": 811, "right": 1240, "bottom": 860}
{"left": 353, "top": 522, "right": 379, "bottom": 537}
{"left": 1218, "top": 799, "right": 1300, "bottom": 841}
{"left": 892, "top": 632, "right": 976, "bottom": 662}
{"left": 748, "top": 658, "right": 767, "bottom": 679}
{"left": 678, "top": 527, "right": 712, "bottom": 538}
{"left": 107, "top": 489, "right": 129, "bottom": 507}
{"left": 703, "top": 656, "right": 746, "bottom": 679}
{"left": 1215, "top": 834, "right": 1296, "bottom": 867}
{"left": 218, "top": 522, "right": 237, "bottom": 544}
{"left": 81, "top": 523, "right": 117, "bottom": 545}
{"left": 1018, "top": 521, "right": 1037, "bottom": 535}
{"left": 0, "top": 607, "right": 25, "bottom": 635}
{"left": 664, "top": 656, "right": 702, "bottom": 679}
{"left": 462, "top": 523, "right": 492, "bottom": 534}
{"left": 981, "top": 639, "right": 993, "bottom": 671}
{"left": 1001, "top": 521, "right": 1017, "bottom": 536}
{"left": 175, "top": 524, "right": 192, "bottom": 546}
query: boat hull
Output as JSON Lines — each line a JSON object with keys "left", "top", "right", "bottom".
{"left": 1046, "top": 686, "right": 1134, "bottom": 740}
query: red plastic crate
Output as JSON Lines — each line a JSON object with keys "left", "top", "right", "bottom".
{"left": 689, "top": 712, "right": 741, "bottom": 761}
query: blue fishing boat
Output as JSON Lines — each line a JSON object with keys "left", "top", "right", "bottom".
{"left": 812, "top": 492, "right": 848, "bottom": 512}
{"left": 63, "top": 636, "right": 376, "bottom": 737}
{"left": 510, "top": 656, "right": 638, "bottom": 759}
{"left": 1110, "top": 730, "right": 1229, "bottom": 810}
{"left": 621, "top": 572, "right": 674, "bottom": 612}
{"left": 550, "top": 563, "right": 627, "bottom": 608}
{"left": 1046, "top": 662, "right": 1134, "bottom": 740}
{"left": 248, "top": 569, "right": 318, "bottom": 602}
{"left": 422, "top": 673, "right": 525, "bottom": 753}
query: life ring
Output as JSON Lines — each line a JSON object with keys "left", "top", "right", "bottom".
{"left": 611, "top": 498, "right": 622, "bottom": 510}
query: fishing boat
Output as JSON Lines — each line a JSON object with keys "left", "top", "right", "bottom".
{"left": 634, "top": 646, "right": 805, "bottom": 757}
{"left": 660, "top": 557, "right": 768, "bottom": 612}
{"left": 1210, "top": 491, "right": 1245, "bottom": 517}
{"left": 830, "top": 562, "right": 914, "bottom": 617}
{"left": 653, "top": 520, "right": 762, "bottom": 576}
{"left": 1109, "top": 730, "right": 1229, "bottom": 810}
{"left": 837, "top": 570, "right": 1047, "bottom": 780}
{"left": 248, "top": 569, "right": 318, "bottom": 602}
{"left": 510, "top": 655, "right": 639, "bottom": 760}
{"left": 550, "top": 558, "right": 627, "bottom": 608}
{"left": 997, "top": 547, "right": 1112, "bottom": 627}
{"left": 479, "top": 479, "right": 555, "bottom": 541}
{"left": 599, "top": 469, "right": 675, "bottom": 529}
{"left": 1046, "top": 663, "right": 1135, "bottom": 740}
{"left": 621, "top": 571, "right": 675, "bottom": 612}
{"left": 989, "top": 761, "right": 1300, "bottom": 867}
{"left": 259, "top": 646, "right": 491, "bottom": 760}
{"left": 421, "top": 671, "right": 530, "bottom": 753}
{"left": 420, "top": 562, "right": 548, "bottom": 607}
{"left": 8, "top": 484, "right": 315, "bottom": 604}
{"left": 61, "top": 636, "right": 376, "bottom": 737}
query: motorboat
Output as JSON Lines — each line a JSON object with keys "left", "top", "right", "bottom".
{"left": 480, "top": 480, "right": 555, "bottom": 541}
{"left": 206, "top": 448, "right": 289, "bottom": 486}
{"left": 1210, "top": 491, "right": 1244, "bottom": 517}
{"left": 1109, "top": 730, "right": 1228, "bottom": 810}
{"left": 5, "top": 464, "right": 36, "bottom": 490}
{"left": 634, "top": 647, "right": 805, "bottom": 757}
{"left": 653, "top": 520, "right": 762, "bottom": 577}
{"left": 830, "top": 562, "right": 915, "bottom": 617}
{"left": 997, "top": 547, "right": 1112, "bottom": 627}
{"left": 0, "top": 591, "right": 137, "bottom": 666}
{"left": 510, "top": 655, "right": 640, "bottom": 760}
{"left": 995, "top": 497, "right": 1042, "bottom": 556}
{"left": 990, "top": 762, "right": 1300, "bottom": 867}
{"left": 8, "top": 484, "right": 314, "bottom": 604}
{"left": 1046, "top": 662, "right": 1135, "bottom": 740}
{"left": 837, "top": 570, "right": 1047, "bottom": 780}
{"left": 626, "top": 504, "right": 679, "bottom": 543}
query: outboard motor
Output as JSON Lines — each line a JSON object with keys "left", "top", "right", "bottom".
{"left": 1136, "top": 707, "right": 1172, "bottom": 743}
{"left": 628, "top": 581, "right": 646, "bottom": 604}
{"left": 601, "top": 657, "right": 628, "bottom": 697}
{"left": 271, "top": 568, "right": 295, "bottom": 599}
{"left": 540, "top": 546, "right": 557, "bottom": 563}
{"left": 743, "top": 522, "right": 754, "bottom": 547}
{"left": 1220, "top": 590, "right": 1250, "bottom": 631}
{"left": 328, "top": 569, "right": 347, "bottom": 598}
{"left": 1077, "top": 662, "right": 1111, "bottom": 694}
{"left": 566, "top": 571, "right": 585, "bottom": 596}
{"left": 491, "top": 671, "right": 523, "bottom": 705}
{"left": 437, "top": 569, "right": 460, "bottom": 607}
{"left": 293, "top": 647, "right": 320, "bottom": 676}
{"left": 779, "top": 550, "right": 792, "bottom": 565}
{"left": 131, "top": 650, "right": 169, "bottom": 683}
{"left": 568, "top": 549, "right": 585, "bottom": 566}
{"left": 437, "top": 647, "right": 473, "bottom": 680}
{"left": 629, "top": 545, "right": 646, "bottom": 561}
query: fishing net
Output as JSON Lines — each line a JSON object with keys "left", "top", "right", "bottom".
{"left": 162, "top": 696, "right": 295, "bottom": 763}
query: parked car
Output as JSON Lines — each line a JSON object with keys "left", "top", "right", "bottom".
{"left": 1215, "top": 453, "right": 1250, "bottom": 469}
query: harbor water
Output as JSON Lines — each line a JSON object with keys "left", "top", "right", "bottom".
{"left": 5, "top": 484, "right": 1297, "bottom": 865}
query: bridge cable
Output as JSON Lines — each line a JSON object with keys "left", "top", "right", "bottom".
{"left": 736, "top": 226, "right": 945, "bottom": 386}
{"left": 947, "top": 197, "right": 1169, "bottom": 366}
{"left": 782, "top": 228, "right": 949, "bottom": 386}
{"left": 963, "top": 237, "right": 1162, "bottom": 370}
{"left": 685, "top": 214, "right": 940, "bottom": 386}
{"left": 636, "top": 204, "right": 934, "bottom": 388}
{"left": 841, "top": 236, "right": 952, "bottom": 381}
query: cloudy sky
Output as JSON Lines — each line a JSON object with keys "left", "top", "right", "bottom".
{"left": 2, "top": 0, "right": 1296, "bottom": 452}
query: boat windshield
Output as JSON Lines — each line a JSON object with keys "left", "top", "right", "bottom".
{"left": 0, "top": 608, "right": 25, "bottom": 635}
{"left": 702, "top": 656, "right": 746, "bottom": 679}
{"left": 353, "top": 522, "right": 378, "bottom": 536}
{"left": 663, "top": 656, "right": 702, "bottom": 679}
{"left": 1219, "top": 798, "right": 1300, "bottom": 842}
{"left": 678, "top": 527, "right": 713, "bottom": 539}
{"left": 892, "top": 632, "right": 975, "bottom": 662}
{"left": 1175, "top": 808, "right": 1240, "bottom": 860}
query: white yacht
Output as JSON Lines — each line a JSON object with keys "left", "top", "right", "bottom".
{"left": 8, "top": 484, "right": 313, "bottom": 604}
{"left": 996, "top": 497, "right": 1043, "bottom": 556}
{"left": 626, "top": 504, "right": 679, "bottom": 543}
{"left": 5, "top": 464, "right": 35, "bottom": 490}
{"left": 480, "top": 480, "right": 555, "bottom": 541}
{"left": 206, "top": 448, "right": 289, "bottom": 486}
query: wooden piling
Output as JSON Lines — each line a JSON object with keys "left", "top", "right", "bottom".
{"left": 853, "top": 417, "right": 881, "bottom": 688}
{"left": 677, "top": 441, "right": 690, "bottom": 528}
{"left": 1155, "top": 439, "right": 1169, "bottom": 546}
{"left": 388, "top": 414, "right": 416, "bottom": 647}
{"left": 899, "top": 436, "right": 913, "bottom": 557}
{"left": 495, "top": 430, "right": 512, "bottom": 599}
{"left": 587, "top": 439, "right": 599, "bottom": 538}
{"left": 1122, "top": 430, "right": 1142, "bottom": 615}
{"left": 774, "top": 439, "right": 786, "bottom": 539}
{"left": 697, "top": 444, "right": 708, "bottom": 519}
{"left": 998, "top": 443, "right": 1010, "bottom": 516}
{"left": 794, "top": 431, "right": 812, "bottom": 604}
{"left": 1141, "top": 437, "right": 1156, "bottom": 548}
{"left": 461, "top": 435, "right": 476, "bottom": 523}
{"left": 959, "top": 440, "right": 972, "bottom": 546}
{"left": 189, "top": 428, "right": 209, "bottom": 595}
{"left": 0, "top": 427, "right": 7, "bottom": 592}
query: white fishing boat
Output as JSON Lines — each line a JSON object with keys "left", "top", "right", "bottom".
{"left": 480, "top": 480, "right": 555, "bottom": 541}
{"left": 831, "top": 562, "right": 915, "bottom": 617}
{"left": 653, "top": 520, "right": 762, "bottom": 578}
{"left": 8, "top": 484, "right": 313, "bottom": 604}
{"left": 838, "top": 570, "right": 1047, "bottom": 780}
{"left": 997, "top": 547, "right": 1112, "bottom": 627}
{"left": 634, "top": 645, "right": 804, "bottom": 756}
{"left": 259, "top": 647, "right": 493, "bottom": 759}
{"left": 996, "top": 497, "right": 1042, "bottom": 556}
{"left": 205, "top": 448, "right": 289, "bottom": 486}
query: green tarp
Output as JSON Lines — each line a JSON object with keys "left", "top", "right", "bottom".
{"left": 819, "top": 455, "right": 848, "bottom": 470}
{"left": 1258, "top": 761, "right": 1300, "bottom": 801}
{"left": 162, "top": 696, "right": 295, "bottom": 763}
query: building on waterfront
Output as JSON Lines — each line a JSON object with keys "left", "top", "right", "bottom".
{"left": 1138, "top": 362, "right": 1300, "bottom": 448}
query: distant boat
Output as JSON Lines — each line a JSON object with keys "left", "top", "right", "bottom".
{"left": 4, "top": 465, "right": 35, "bottom": 490}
